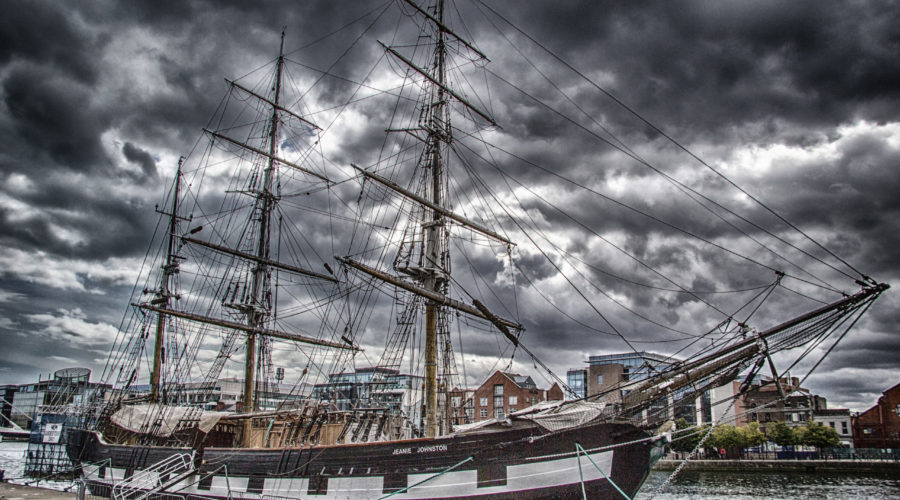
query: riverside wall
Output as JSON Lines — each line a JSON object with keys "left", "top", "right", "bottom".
{"left": 654, "top": 458, "right": 900, "bottom": 473}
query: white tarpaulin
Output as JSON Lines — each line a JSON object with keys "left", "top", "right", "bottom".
{"left": 451, "top": 400, "right": 608, "bottom": 434}
{"left": 110, "top": 404, "right": 226, "bottom": 437}
{"left": 514, "top": 400, "right": 607, "bottom": 432}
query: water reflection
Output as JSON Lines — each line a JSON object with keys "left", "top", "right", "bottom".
{"left": 636, "top": 469, "right": 900, "bottom": 499}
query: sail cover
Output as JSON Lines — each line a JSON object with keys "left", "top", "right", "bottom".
{"left": 515, "top": 400, "right": 608, "bottom": 432}
{"left": 451, "top": 400, "right": 608, "bottom": 434}
{"left": 110, "top": 405, "right": 225, "bottom": 437}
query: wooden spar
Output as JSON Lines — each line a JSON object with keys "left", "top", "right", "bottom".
{"left": 134, "top": 303, "right": 360, "bottom": 351}
{"left": 150, "top": 157, "right": 184, "bottom": 404}
{"left": 337, "top": 257, "right": 523, "bottom": 331}
{"left": 380, "top": 42, "right": 498, "bottom": 127}
{"left": 351, "top": 164, "right": 514, "bottom": 245}
{"left": 181, "top": 236, "right": 338, "bottom": 283}
{"left": 226, "top": 79, "right": 320, "bottom": 130}
{"left": 613, "top": 282, "right": 888, "bottom": 403}
{"left": 401, "top": 0, "right": 489, "bottom": 61}
{"left": 246, "top": 29, "right": 281, "bottom": 417}
{"left": 204, "top": 129, "right": 332, "bottom": 183}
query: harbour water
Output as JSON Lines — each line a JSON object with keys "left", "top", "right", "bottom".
{"left": 1, "top": 441, "right": 898, "bottom": 498}
{"left": 635, "top": 468, "right": 900, "bottom": 499}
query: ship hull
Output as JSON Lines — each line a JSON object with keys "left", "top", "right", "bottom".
{"left": 68, "top": 420, "right": 659, "bottom": 499}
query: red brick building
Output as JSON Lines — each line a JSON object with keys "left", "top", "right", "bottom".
{"left": 472, "top": 371, "right": 563, "bottom": 422}
{"left": 853, "top": 382, "right": 900, "bottom": 449}
{"left": 447, "top": 387, "right": 475, "bottom": 426}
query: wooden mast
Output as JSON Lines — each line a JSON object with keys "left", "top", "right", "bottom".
{"left": 244, "top": 30, "right": 286, "bottom": 415}
{"left": 423, "top": 0, "right": 448, "bottom": 439}
{"left": 150, "top": 157, "right": 183, "bottom": 404}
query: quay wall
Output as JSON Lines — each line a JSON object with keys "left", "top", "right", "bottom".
{"left": 654, "top": 459, "right": 900, "bottom": 473}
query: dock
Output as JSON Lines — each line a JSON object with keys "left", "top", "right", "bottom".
{"left": 0, "top": 482, "right": 75, "bottom": 499}
{"left": 654, "top": 458, "right": 900, "bottom": 474}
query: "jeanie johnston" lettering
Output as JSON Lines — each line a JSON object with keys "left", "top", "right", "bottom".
{"left": 392, "top": 444, "right": 449, "bottom": 455}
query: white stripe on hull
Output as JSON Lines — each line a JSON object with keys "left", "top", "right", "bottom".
{"left": 84, "top": 449, "right": 614, "bottom": 499}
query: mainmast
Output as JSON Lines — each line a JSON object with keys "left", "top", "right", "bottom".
{"left": 422, "top": 0, "right": 448, "bottom": 438}
{"left": 150, "top": 157, "right": 184, "bottom": 404}
{"left": 348, "top": 0, "right": 506, "bottom": 438}
{"left": 243, "top": 29, "right": 287, "bottom": 414}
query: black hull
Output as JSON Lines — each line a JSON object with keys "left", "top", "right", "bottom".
{"left": 67, "top": 420, "right": 660, "bottom": 499}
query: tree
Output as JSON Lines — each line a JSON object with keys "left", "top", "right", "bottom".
{"left": 796, "top": 420, "right": 840, "bottom": 451}
{"left": 768, "top": 421, "right": 797, "bottom": 447}
{"left": 670, "top": 418, "right": 708, "bottom": 454}
{"left": 740, "top": 422, "right": 767, "bottom": 448}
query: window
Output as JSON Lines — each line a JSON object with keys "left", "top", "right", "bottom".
{"left": 494, "top": 395, "right": 503, "bottom": 410}
{"left": 597, "top": 375, "right": 603, "bottom": 385}
{"left": 479, "top": 397, "right": 488, "bottom": 407}
{"left": 451, "top": 396, "right": 461, "bottom": 407}
{"left": 842, "top": 421, "right": 848, "bottom": 434}
{"left": 509, "top": 396, "right": 518, "bottom": 405}
{"left": 480, "top": 408, "right": 487, "bottom": 418}
{"left": 494, "top": 384, "right": 504, "bottom": 396}
{"left": 829, "top": 422, "right": 835, "bottom": 429}
{"left": 494, "top": 407, "right": 504, "bottom": 419}
{"left": 509, "top": 407, "right": 516, "bottom": 413}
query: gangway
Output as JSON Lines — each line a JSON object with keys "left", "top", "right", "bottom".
{"left": 111, "top": 452, "right": 194, "bottom": 500}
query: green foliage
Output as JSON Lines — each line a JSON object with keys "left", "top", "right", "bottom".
{"left": 708, "top": 424, "right": 744, "bottom": 450}
{"left": 742, "top": 422, "right": 767, "bottom": 448}
{"left": 670, "top": 417, "right": 708, "bottom": 453}
{"left": 768, "top": 421, "right": 797, "bottom": 447}
{"left": 796, "top": 420, "right": 841, "bottom": 449}
{"left": 704, "top": 422, "right": 769, "bottom": 454}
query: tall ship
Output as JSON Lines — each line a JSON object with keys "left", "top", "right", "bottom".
{"left": 62, "top": 1, "right": 887, "bottom": 498}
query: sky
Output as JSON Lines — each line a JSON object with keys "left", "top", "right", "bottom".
{"left": 1, "top": 0, "right": 899, "bottom": 413}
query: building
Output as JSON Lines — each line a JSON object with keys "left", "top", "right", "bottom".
{"left": 2, "top": 368, "right": 111, "bottom": 429}
{"left": 472, "top": 371, "right": 563, "bottom": 422}
{"left": 737, "top": 376, "right": 826, "bottom": 431}
{"left": 311, "top": 367, "right": 424, "bottom": 423}
{"left": 852, "top": 382, "right": 900, "bottom": 449}
{"left": 569, "top": 351, "right": 704, "bottom": 424}
{"left": 814, "top": 408, "right": 854, "bottom": 447}
{"left": 565, "top": 369, "right": 587, "bottom": 400}
{"left": 164, "top": 377, "right": 312, "bottom": 411}
{"left": 584, "top": 352, "right": 674, "bottom": 403}
{"left": 448, "top": 387, "right": 475, "bottom": 426}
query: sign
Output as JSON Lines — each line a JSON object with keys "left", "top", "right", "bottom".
{"left": 43, "top": 423, "right": 63, "bottom": 444}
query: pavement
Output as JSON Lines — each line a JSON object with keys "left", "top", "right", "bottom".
{"left": 0, "top": 482, "right": 76, "bottom": 499}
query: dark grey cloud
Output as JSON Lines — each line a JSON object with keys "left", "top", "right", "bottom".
{"left": 0, "top": 0, "right": 897, "bottom": 413}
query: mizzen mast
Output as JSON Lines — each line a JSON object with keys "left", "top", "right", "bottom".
{"left": 149, "top": 157, "right": 185, "bottom": 404}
